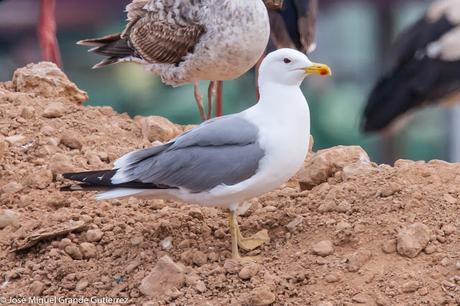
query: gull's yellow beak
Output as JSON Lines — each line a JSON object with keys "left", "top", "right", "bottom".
{"left": 304, "top": 63, "right": 332, "bottom": 76}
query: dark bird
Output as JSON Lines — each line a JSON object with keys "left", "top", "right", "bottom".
{"left": 362, "top": 0, "right": 460, "bottom": 132}
{"left": 0, "top": 0, "right": 62, "bottom": 66}
{"left": 267, "top": 0, "right": 318, "bottom": 54}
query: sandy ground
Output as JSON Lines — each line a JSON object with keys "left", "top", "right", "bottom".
{"left": 0, "top": 62, "right": 459, "bottom": 306}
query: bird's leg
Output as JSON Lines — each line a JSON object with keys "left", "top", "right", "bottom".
{"left": 255, "top": 53, "right": 265, "bottom": 102}
{"left": 38, "top": 0, "right": 62, "bottom": 67}
{"left": 194, "top": 81, "right": 206, "bottom": 121}
{"left": 228, "top": 209, "right": 269, "bottom": 257}
{"left": 215, "top": 81, "right": 223, "bottom": 117}
{"left": 207, "top": 81, "right": 216, "bottom": 120}
{"left": 228, "top": 210, "right": 241, "bottom": 259}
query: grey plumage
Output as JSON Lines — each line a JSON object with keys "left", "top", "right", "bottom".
{"left": 64, "top": 116, "right": 265, "bottom": 193}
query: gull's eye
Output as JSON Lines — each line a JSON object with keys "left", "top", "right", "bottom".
{"left": 283, "top": 58, "right": 291, "bottom": 64}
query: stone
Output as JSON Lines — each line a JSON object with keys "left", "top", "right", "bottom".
{"left": 13, "top": 62, "right": 88, "bottom": 104}
{"left": 1, "top": 182, "right": 23, "bottom": 194}
{"left": 48, "top": 153, "right": 75, "bottom": 175}
{"left": 86, "top": 229, "right": 104, "bottom": 242}
{"left": 298, "top": 145, "right": 371, "bottom": 190}
{"left": 5, "top": 135, "right": 27, "bottom": 146}
{"left": 397, "top": 223, "right": 431, "bottom": 258}
{"left": 20, "top": 106, "right": 35, "bottom": 119}
{"left": 29, "top": 280, "right": 45, "bottom": 296}
{"left": 192, "top": 251, "right": 208, "bottom": 266}
{"left": 75, "top": 279, "right": 89, "bottom": 291}
{"left": 239, "top": 262, "right": 260, "bottom": 280}
{"left": 312, "top": 240, "right": 334, "bottom": 257}
{"left": 79, "top": 242, "right": 97, "bottom": 259}
{"left": 24, "top": 169, "right": 53, "bottom": 189}
{"left": 442, "top": 224, "right": 456, "bottom": 236}
{"left": 352, "top": 293, "right": 374, "bottom": 304}
{"left": 43, "top": 102, "right": 67, "bottom": 118}
{"left": 401, "top": 280, "right": 420, "bottom": 293}
{"left": 136, "top": 116, "right": 179, "bottom": 142}
{"left": 160, "top": 237, "right": 173, "bottom": 250}
{"left": 0, "top": 209, "right": 19, "bottom": 229}
{"left": 382, "top": 239, "right": 397, "bottom": 254}
{"left": 60, "top": 132, "right": 83, "bottom": 150}
{"left": 139, "top": 255, "right": 185, "bottom": 297}
{"left": 346, "top": 250, "right": 372, "bottom": 272}
{"left": 223, "top": 259, "right": 240, "bottom": 274}
{"left": 285, "top": 216, "right": 304, "bottom": 232}
{"left": 0, "top": 140, "right": 8, "bottom": 158}
{"left": 248, "top": 286, "right": 276, "bottom": 306}
{"left": 64, "top": 244, "right": 83, "bottom": 260}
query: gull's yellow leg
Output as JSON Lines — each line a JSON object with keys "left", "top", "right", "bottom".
{"left": 228, "top": 210, "right": 240, "bottom": 259}
{"left": 229, "top": 209, "right": 270, "bottom": 252}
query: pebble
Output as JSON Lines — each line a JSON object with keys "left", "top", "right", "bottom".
{"left": 64, "top": 244, "right": 83, "bottom": 260}
{"left": 397, "top": 223, "right": 430, "bottom": 258}
{"left": 79, "top": 242, "right": 97, "bottom": 259}
{"left": 312, "top": 240, "right": 334, "bottom": 257}
{"left": 423, "top": 244, "right": 437, "bottom": 254}
{"left": 75, "top": 279, "right": 89, "bottom": 291}
{"left": 20, "top": 106, "right": 35, "bottom": 119}
{"left": 0, "top": 182, "right": 23, "bottom": 194}
{"left": 137, "top": 115, "right": 179, "bottom": 142}
{"left": 86, "top": 229, "right": 104, "bottom": 242}
{"left": 401, "top": 280, "right": 420, "bottom": 293}
{"left": 352, "top": 293, "right": 374, "bottom": 304}
{"left": 381, "top": 239, "right": 397, "bottom": 254}
{"left": 43, "top": 102, "right": 66, "bottom": 118}
{"left": 60, "top": 132, "right": 83, "bottom": 150}
{"left": 248, "top": 286, "right": 276, "bottom": 306}
{"left": 223, "top": 259, "right": 240, "bottom": 274}
{"left": 0, "top": 209, "right": 19, "bottom": 229}
{"left": 195, "top": 281, "right": 207, "bottom": 293}
{"left": 160, "top": 237, "right": 173, "bottom": 250}
{"left": 238, "top": 262, "right": 260, "bottom": 280}
{"left": 192, "top": 251, "right": 208, "bottom": 266}
{"left": 214, "top": 228, "right": 226, "bottom": 239}
{"left": 131, "top": 236, "right": 144, "bottom": 246}
{"left": 29, "top": 280, "right": 45, "bottom": 296}
{"left": 24, "top": 169, "right": 53, "bottom": 189}
{"left": 285, "top": 216, "right": 304, "bottom": 232}
{"left": 346, "top": 249, "right": 372, "bottom": 272}
{"left": 325, "top": 272, "right": 340, "bottom": 283}
{"left": 139, "top": 255, "right": 185, "bottom": 297}
{"left": 442, "top": 224, "right": 456, "bottom": 236}
{"left": 5, "top": 135, "right": 27, "bottom": 146}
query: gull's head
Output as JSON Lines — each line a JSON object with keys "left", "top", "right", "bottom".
{"left": 258, "top": 48, "right": 331, "bottom": 86}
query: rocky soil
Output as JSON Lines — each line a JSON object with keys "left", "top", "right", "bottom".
{"left": 0, "top": 62, "right": 459, "bottom": 305}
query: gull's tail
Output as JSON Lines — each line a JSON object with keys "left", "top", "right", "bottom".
{"left": 61, "top": 170, "right": 165, "bottom": 200}
{"left": 77, "top": 33, "right": 137, "bottom": 68}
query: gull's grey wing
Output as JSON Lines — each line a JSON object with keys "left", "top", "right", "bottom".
{"left": 112, "top": 116, "right": 265, "bottom": 193}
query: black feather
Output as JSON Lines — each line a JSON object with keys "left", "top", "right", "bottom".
{"left": 362, "top": 15, "right": 459, "bottom": 132}
{"left": 61, "top": 170, "right": 173, "bottom": 191}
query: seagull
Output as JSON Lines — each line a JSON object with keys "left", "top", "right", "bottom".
{"left": 362, "top": 0, "right": 460, "bottom": 132}
{"left": 61, "top": 48, "right": 331, "bottom": 260}
{"left": 0, "top": 0, "right": 62, "bottom": 66}
{"left": 77, "top": 0, "right": 271, "bottom": 121}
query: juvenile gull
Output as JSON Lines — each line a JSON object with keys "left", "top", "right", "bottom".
{"left": 78, "top": 0, "right": 271, "bottom": 120}
{"left": 62, "top": 48, "right": 331, "bottom": 260}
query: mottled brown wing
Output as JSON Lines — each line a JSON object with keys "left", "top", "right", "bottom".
{"left": 127, "top": 17, "right": 204, "bottom": 64}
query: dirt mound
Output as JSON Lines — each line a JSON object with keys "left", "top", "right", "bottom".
{"left": 0, "top": 63, "right": 459, "bottom": 305}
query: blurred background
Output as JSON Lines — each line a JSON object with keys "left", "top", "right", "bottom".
{"left": 0, "top": 0, "right": 451, "bottom": 163}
